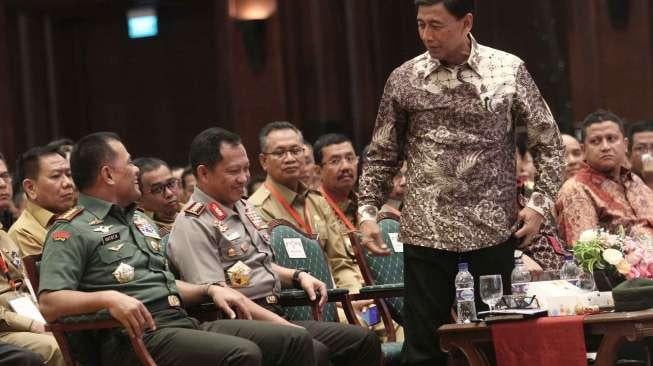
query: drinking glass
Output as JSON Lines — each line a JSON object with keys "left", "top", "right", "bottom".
{"left": 579, "top": 271, "right": 596, "bottom": 291}
{"left": 480, "top": 275, "right": 503, "bottom": 311}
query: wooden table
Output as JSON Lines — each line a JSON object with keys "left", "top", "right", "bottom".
{"left": 438, "top": 309, "right": 653, "bottom": 366}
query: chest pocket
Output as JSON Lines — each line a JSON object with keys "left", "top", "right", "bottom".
{"left": 98, "top": 243, "right": 137, "bottom": 264}
{"left": 218, "top": 236, "right": 249, "bottom": 261}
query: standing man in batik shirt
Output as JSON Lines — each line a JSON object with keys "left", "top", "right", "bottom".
{"left": 357, "top": 1, "right": 564, "bottom": 364}
{"left": 134, "top": 157, "right": 182, "bottom": 236}
{"left": 557, "top": 110, "right": 653, "bottom": 244}
{"left": 9, "top": 145, "right": 75, "bottom": 257}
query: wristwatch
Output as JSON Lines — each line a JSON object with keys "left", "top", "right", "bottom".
{"left": 292, "top": 269, "right": 308, "bottom": 288}
{"left": 357, "top": 205, "right": 379, "bottom": 223}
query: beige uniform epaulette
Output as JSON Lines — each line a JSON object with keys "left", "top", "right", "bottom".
{"left": 247, "top": 186, "right": 270, "bottom": 206}
{"left": 184, "top": 201, "right": 205, "bottom": 217}
{"left": 55, "top": 206, "right": 84, "bottom": 222}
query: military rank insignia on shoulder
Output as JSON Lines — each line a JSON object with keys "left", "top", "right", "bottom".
{"left": 56, "top": 207, "right": 84, "bottom": 222}
{"left": 184, "top": 202, "right": 205, "bottom": 217}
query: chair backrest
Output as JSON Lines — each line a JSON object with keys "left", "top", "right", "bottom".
{"left": 22, "top": 254, "right": 41, "bottom": 293}
{"left": 362, "top": 212, "right": 404, "bottom": 321}
{"left": 268, "top": 219, "right": 338, "bottom": 322}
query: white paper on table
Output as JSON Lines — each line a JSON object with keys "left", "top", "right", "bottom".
{"left": 9, "top": 295, "right": 46, "bottom": 324}
{"left": 388, "top": 233, "right": 403, "bottom": 253}
{"left": 283, "top": 238, "right": 307, "bottom": 258}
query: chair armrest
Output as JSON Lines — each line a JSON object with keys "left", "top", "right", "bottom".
{"left": 279, "top": 288, "right": 350, "bottom": 306}
{"left": 354, "top": 283, "right": 404, "bottom": 300}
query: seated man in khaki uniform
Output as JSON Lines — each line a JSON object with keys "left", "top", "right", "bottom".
{"left": 168, "top": 127, "right": 381, "bottom": 366}
{"left": 38, "top": 132, "right": 320, "bottom": 366}
{"left": 9, "top": 145, "right": 75, "bottom": 257}
{"left": 0, "top": 224, "right": 63, "bottom": 366}
{"left": 248, "top": 122, "right": 364, "bottom": 294}
{"left": 134, "top": 157, "right": 182, "bottom": 236}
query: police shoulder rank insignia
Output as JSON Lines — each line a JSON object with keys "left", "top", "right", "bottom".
{"left": 184, "top": 202, "right": 205, "bottom": 217}
{"left": 113, "top": 262, "right": 135, "bottom": 283}
{"left": 56, "top": 207, "right": 84, "bottom": 222}
{"left": 52, "top": 230, "right": 71, "bottom": 242}
{"left": 244, "top": 206, "right": 267, "bottom": 230}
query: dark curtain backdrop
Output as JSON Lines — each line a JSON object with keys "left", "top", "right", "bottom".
{"left": 0, "top": 0, "right": 649, "bottom": 171}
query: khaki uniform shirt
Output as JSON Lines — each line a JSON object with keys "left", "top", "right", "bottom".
{"left": 249, "top": 179, "right": 363, "bottom": 292}
{"left": 0, "top": 225, "right": 36, "bottom": 333}
{"left": 8, "top": 201, "right": 56, "bottom": 257}
{"left": 168, "top": 188, "right": 279, "bottom": 300}
{"left": 39, "top": 194, "right": 179, "bottom": 309}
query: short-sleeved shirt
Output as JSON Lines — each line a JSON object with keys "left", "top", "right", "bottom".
{"left": 8, "top": 200, "right": 56, "bottom": 257}
{"left": 38, "top": 193, "right": 178, "bottom": 308}
{"left": 168, "top": 188, "right": 278, "bottom": 300}
{"left": 248, "top": 178, "right": 364, "bottom": 292}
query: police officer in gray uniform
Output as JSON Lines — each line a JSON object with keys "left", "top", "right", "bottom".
{"left": 168, "top": 127, "right": 381, "bottom": 366}
{"left": 38, "top": 132, "right": 318, "bottom": 366}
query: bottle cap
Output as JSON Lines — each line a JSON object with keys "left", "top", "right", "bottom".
{"left": 458, "top": 262, "right": 469, "bottom": 271}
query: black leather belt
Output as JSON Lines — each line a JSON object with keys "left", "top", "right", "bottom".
{"left": 147, "top": 295, "right": 182, "bottom": 313}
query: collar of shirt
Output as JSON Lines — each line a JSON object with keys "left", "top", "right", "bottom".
{"left": 265, "top": 178, "right": 310, "bottom": 205}
{"left": 190, "top": 187, "right": 239, "bottom": 220}
{"left": 78, "top": 193, "right": 137, "bottom": 221}
{"left": 581, "top": 163, "right": 634, "bottom": 184}
{"left": 421, "top": 33, "right": 481, "bottom": 80}
{"left": 26, "top": 200, "right": 56, "bottom": 228}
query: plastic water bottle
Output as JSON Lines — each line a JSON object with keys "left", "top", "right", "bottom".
{"left": 511, "top": 258, "right": 531, "bottom": 305}
{"left": 455, "top": 262, "right": 477, "bottom": 323}
{"left": 560, "top": 255, "right": 580, "bottom": 287}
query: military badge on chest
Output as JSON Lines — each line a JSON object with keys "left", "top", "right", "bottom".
{"left": 208, "top": 202, "right": 230, "bottom": 233}
{"left": 113, "top": 262, "right": 135, "bottom": 283}
{"left": 226, "top": 261, "right": 252, "bottom": 288}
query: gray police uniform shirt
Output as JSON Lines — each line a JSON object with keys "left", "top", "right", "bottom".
{"left": 167, "top": 188, "right": 279, "bottom": 300}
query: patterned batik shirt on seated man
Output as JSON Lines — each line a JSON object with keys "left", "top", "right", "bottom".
{"left": 556, "top": 163, "right": 653, "bottom": 244}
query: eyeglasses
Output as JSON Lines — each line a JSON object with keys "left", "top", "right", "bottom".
{"left": 263, "top": 146, "right": 305, "bottom": 160}
{"left": 633, "top": 144, "right": 653, "bottom": 154}
{"left": 0, "top": 172, "right": 11, "bottom": 183}
{"left": 323, "top": 155, "right": 359, "bottom": 167}
{"left": 497, "top": 295, "right": 540, "bottom": 310}
{"left": 149, "top": 178, "right": 179, "bottom": 195}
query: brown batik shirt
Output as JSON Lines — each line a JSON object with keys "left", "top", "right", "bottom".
{"left": 359, "top": 35, "right": 564, "bottom": 252}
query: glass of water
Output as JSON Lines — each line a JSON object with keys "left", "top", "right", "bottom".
{"left": 480, "top": 274, "right": 504, "bottom": 311}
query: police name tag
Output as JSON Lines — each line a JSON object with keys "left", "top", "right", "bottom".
{"left": 388, "top": 233, "right": 403, "bottom": 253}
{"left": 283, "top": 238, "right": 306, "bottom": 259}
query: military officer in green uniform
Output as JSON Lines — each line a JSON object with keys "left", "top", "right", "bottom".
{"left": 38, "top": 132, "right": 317, "bottom": 366}
{"left": 168, "top": 127, "right": 381, "bottom": 366}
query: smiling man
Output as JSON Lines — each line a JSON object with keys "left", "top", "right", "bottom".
{"left": 9, "top": 145, "right": 75, "bottom": 257}
{"left": 249, "top": 122, "right": 365, "bottom": 293}
{"left": 357, "top": 0, "right": 564, "bottom": 364}
{"left": 134, "top": 157, "right": 181, "bottom": 236}
{"left": 556, "top": 110, "right": 653, "bottom": 244}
